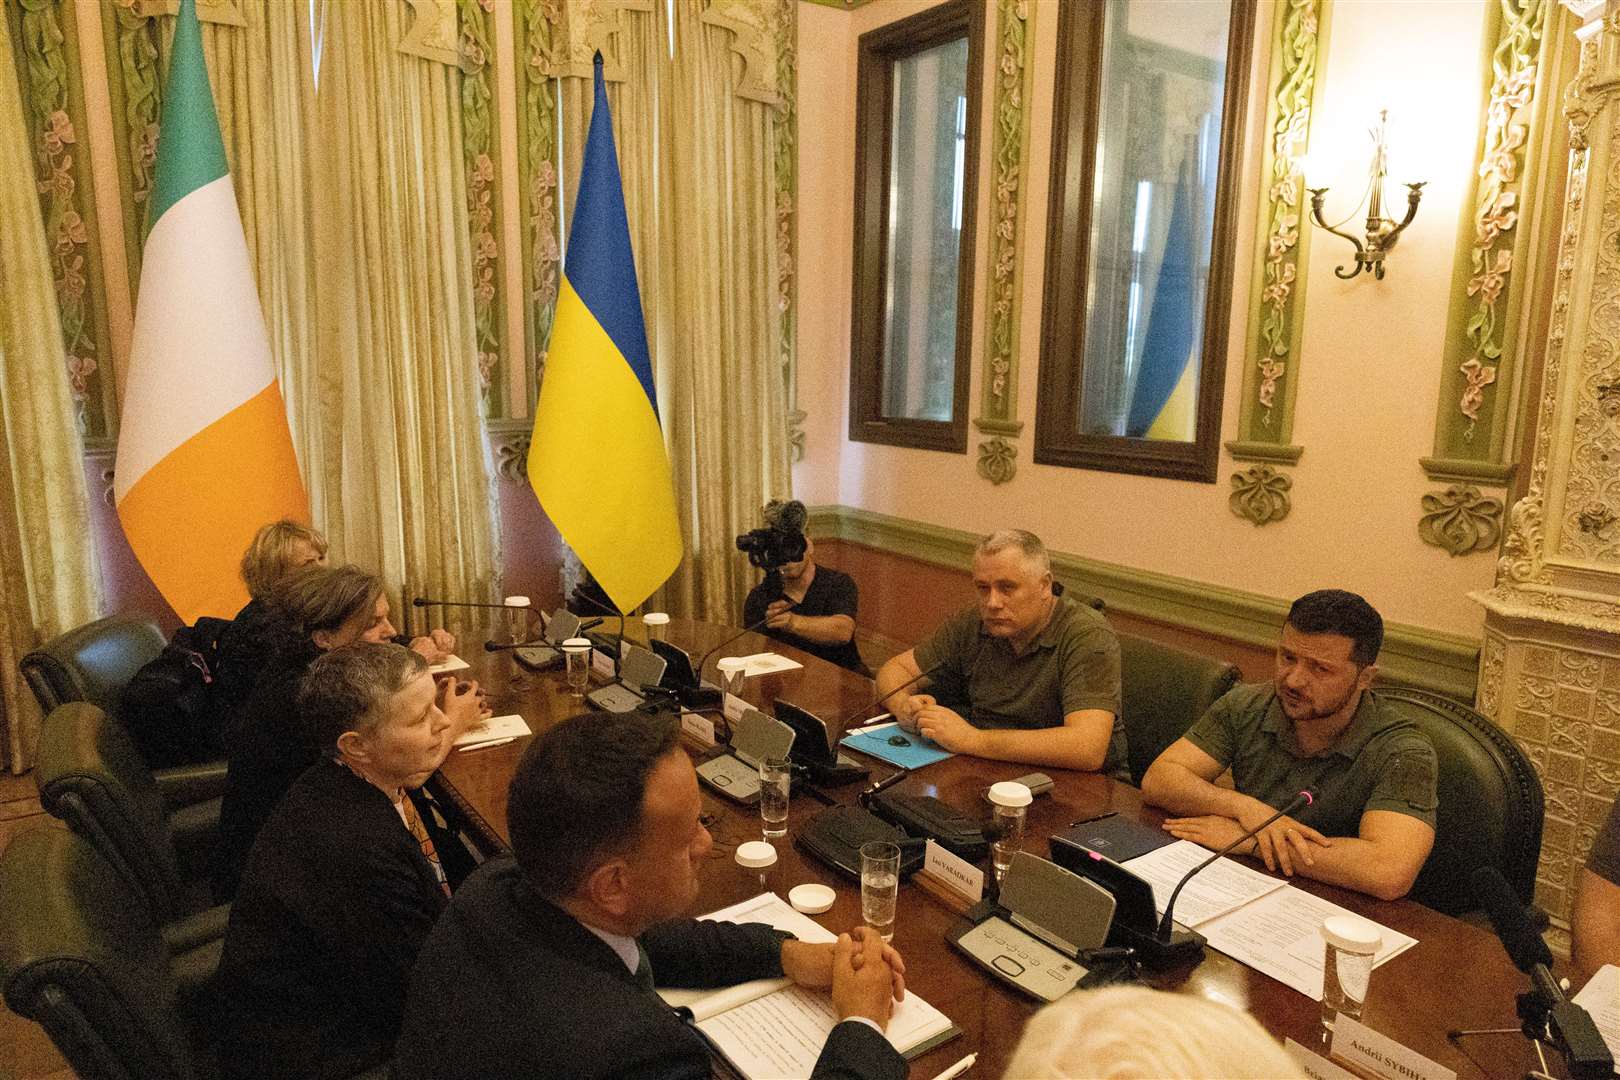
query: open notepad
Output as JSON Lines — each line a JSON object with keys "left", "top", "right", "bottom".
{"left": 1121, "top": 840, "right": 1417, "bottom": 1000}
{"left": 658, "top": 893, "right": 960, "bottom": 1079}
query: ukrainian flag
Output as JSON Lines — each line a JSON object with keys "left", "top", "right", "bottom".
{"left": 527, "top": 55, "right": 681, "bottom": 613}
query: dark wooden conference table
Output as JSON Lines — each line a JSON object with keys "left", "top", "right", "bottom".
{"left": 430, "top": 618, "right": 1539, "bottom": 1079}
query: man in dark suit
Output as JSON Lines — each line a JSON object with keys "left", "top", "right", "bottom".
{"left": 393, "top": 711, "right": 908, "bottom": 1080}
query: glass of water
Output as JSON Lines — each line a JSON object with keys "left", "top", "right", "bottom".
{"left": 1320, "top": 915, "right": 1381, "bottom": 1031}
{"left": 861, "top": 840, "right": 901, "bottom": 942}
{"left": 988, "top": 781, "right": 1032, "bottom": 883}
{"left": 561, "top": 638, "right": 592, "bottom": 701}
{"left": 759, "top": 758, "right": 791, "bottom": 839}
{"left": 503, "top": 595, "right": 531, "bottom": 645}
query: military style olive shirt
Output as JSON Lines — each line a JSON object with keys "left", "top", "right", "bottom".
{"left": 1182, "top": 683, "right": 1438, "bottom": 838}
{"left": 914, "top": 594, "right": 1128, "bottom": 781}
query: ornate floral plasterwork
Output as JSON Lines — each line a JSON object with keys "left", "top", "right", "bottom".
{"left": 1229, "top": 464, "right": 1292, "bottom": 525}
{"left": 517, "top": 0, "right": 561, "bottom": 406}
{"left": 702, "top": 0, "right": 781, "bottom": 105}
{"left": 16, "top": 0, "right": 111, "bottom": 439}
{"left": 1418, "top": 484, "right": 1504, "bottom": 556}
{"left": 977, "top": 437, "right": 1017, "bottom": 485}
{"left": 459, "top": 0, "right": 504, "bottom": 412}
{"left": 490, "top": 427, "right": 533, "bottom": 483}
{"left": 107, "top": 0, "right": 162, "bottom": 274}
{"left": 774, "top": 0, "right": 800, "bottom": 460}
{"left": 1248, "top": 0, "right": 1320, "bottom": 435}
{"left": 981, "top": 0, "right": 1029, "bottom": 424}
{"left": 400, "top": 0, "right": 460, "bottom": 65}
{"left": 1455, "top": 0, "right": 1547, "bottom": 435}
{"left": 134, "top": 0, "right": 246, "bottom": 26}
{"left": 545, "top": 0, "right": 653, "bottom": 82}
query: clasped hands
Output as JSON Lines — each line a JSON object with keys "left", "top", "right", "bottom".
{"left": 895, "top": 695, "right": 980, "bottom": 754}
{"left": 408, "top": 627, "right": 457, "bottom": 665}
{"left": 780, "top": 928, "right": 906, "bottom": 1029}
{"left": 1163, "top": 801, "right": 1330, "bottom": 877}
{"left": 763, "top": 599, "right": 796, "bottom": 633}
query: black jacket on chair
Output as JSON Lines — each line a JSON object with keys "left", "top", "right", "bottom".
{"left": 215, "top": 760, "right": 449, "bottom": 1080}
{"left": 391, "top": 857, "right": 906, "bottom": 1080}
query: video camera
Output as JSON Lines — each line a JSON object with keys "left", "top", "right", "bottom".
{"left": 735, "top": 499, "right": 808, "bottom": 572}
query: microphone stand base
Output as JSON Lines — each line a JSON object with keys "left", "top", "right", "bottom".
{"left": 678, "top": 685, "right": 723, "bottom": 710}
{"left": 1107, "top": 922, "right": 1206, "bottom": 970}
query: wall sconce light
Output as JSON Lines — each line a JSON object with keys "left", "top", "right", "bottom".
{"left": 1306, "top": 110, "right": 1425, "bottom": 280}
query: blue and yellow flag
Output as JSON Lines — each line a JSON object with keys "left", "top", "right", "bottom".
{"left": 1125, "top": 155, "right": 1199, "bottom": 441}
{"left": 527, "top": 55, "right": 681, "bottom": 613}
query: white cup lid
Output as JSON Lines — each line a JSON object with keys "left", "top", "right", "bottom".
{"left": 717, "top": 657, "right": 747, "bottom": 672}
{"left": 736, "top": 841, "right": 777, "bottom": 869}
{"left": 504, "top": 595, "right": 530, "bottom": 607}
{"left": 643, "top": 612, "right": 670, "bottom": 625}
{"left": 988, "top": 781, "right": 1033, "bottom": 808}
{"left": 789, "top": 883, "right": 836, "bottom": 914}
{"left": 1322, "top": 914, "right": 1382, "bottom": 953}
{"left": 561, "top": 637, "right": 592, "bottom": 651}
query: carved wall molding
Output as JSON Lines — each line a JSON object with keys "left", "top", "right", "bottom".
{"left": 400, "top": 0, "right": 459, "bottom": 65}
{"left": 458, "top": 0, "right": 508, "bottom": 415}
{"left": 701, "top": 0, "right": 782, "bottom": 105}
{"left": 1228, "top": 0, "right": 1325, "bottom": 465}
{"left": 1229, "top": 464, "right": 1291, "bottom": 525}
{"left": 1417, "top": 484, "right": 1504, "bottom": 556}
{"left": 542, "top": 0, "right": 653, "bottom": 82}
{"left": 775, "top": 0, "right": 800, "bottom": 460}
{"left": 131, "top": 0, "right": 247, "bottom": 27}
{"left": 515, "top": 0, "right": 561, "bottom": 412}
{"left": 970, "top": 0, "right": 1033, "bottom": 483}
{"left": 488, "top": 421, "right": 534, "bottom": 483}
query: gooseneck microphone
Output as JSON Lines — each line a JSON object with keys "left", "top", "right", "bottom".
{"left": 1156, "top": 789, "right": 1316, "bottom": 941}
{"left": 567, "top": 588, "right": 628, "bottom": 683}
{"left": 412, "top": 597, "right": 527, "bottom": 611}
{"left": 693, "top": 600, "right": 803, "bottom": 682}
{"left": 1472, "top": 866, "right": 1613, "bottom": 1078}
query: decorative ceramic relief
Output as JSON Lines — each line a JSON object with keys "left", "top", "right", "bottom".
{"left": 973, "top": 0, "right": 1033, "bottom": 484}
{"left": 1418, "top": 484, "right": 1504, "bottom": 556}
{"left": 12, "top": 0, "right": 115, "bottom": 440}
{"left": 1229, "top": 464, "right": 1291, "bottom": 525}
{"left": 458, "top": 0, "right": 507, "bottom": 415}
{"left": 400, "top": 0, "right": 459, "bottom": 65}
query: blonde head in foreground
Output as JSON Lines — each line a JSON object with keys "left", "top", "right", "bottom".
{"left": 1002, "top": 985, "right": 1305, "bottom": 1079}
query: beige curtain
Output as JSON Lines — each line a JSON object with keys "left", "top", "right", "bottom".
{"left": 0, "top": 24, "right": 100, "bottom": 771}
{"left": 312, "top": 0, "right": 499, "bottom": 618}
{"left": 152, "top": 3, "right": 325, "bottom": 522}
{"left": 649, "top": 1, "right": 791, "bottom": 621}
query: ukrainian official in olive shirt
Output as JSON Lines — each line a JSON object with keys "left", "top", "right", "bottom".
{"left": 1142, "top": 590, "right": 1438, "bottom": 901}
{"left": 876, "top": 530, "right": 1127, "bottom": 778}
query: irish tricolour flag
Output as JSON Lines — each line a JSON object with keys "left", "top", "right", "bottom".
{"left": 114, "top": 0, "right": 307, "bottom": 623}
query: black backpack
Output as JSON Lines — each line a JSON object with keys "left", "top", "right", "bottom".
{"left": 119, "top": 616, "right": 233, "bottom": 769}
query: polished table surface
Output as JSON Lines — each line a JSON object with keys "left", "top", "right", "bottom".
{"left": 431, "top": 618, "right": 1540, "bottom": 1079}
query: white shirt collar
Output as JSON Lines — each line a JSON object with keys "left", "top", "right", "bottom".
{"left": 580, "top": 920, "right": 641, "bottom": 975}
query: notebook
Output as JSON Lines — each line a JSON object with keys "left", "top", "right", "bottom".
{"left": 840, "top": 721, "right": 954, "bottom": 769}
{"left": 658, "top": 893, "right": 960, "bottom": 1078}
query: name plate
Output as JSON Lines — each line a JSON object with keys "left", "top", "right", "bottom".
{"left": 1331, "top": 1016, "right": 1455, "bottom": 1080}
{"left": 1285, "top": 1038, "right": 1360, "bottom": 1080}
{"left": 591, "top": 648, "right": 614, "bottom": 679}
{"left": 923, "top": 839, "right": 984, "bottom": 904}
{"left": 722, "top": 692, "right": 749, "bottom": 724}
{"left": 681, "top": 711, "right": 717, "bottom": 748}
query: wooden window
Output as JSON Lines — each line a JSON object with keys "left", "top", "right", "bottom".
{"left": 1035, "top": 0, "right": 1255, "bottom": 481}
{"left": 848, "top": 0, "right": 984, "bottom": 453}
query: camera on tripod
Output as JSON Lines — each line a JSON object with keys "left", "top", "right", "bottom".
{"left": 735, "top": 499, "right": 808, "bottom": 573}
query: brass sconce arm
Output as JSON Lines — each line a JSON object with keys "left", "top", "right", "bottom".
{"left": 1303, "top": 110, "right": 1425, "bottom": 281}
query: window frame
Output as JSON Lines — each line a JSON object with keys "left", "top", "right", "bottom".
{"left": 1033, "top": 0, "right": 1255, "bottom": 482}
{"left": 847, "top": 0, "right": 985, "bottom": 454}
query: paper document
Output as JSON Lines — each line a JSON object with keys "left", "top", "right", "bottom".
{"left": 1572, "top": 963, "right": 1620, "bottom": 1071}
{"left": 659, "top": 893, "right": 958, "bottom": 1078}
{"left": 1121, "top": 839, "right": 1289, "bottom": 927}
{"left": 428, "top": 654, "right": 470, "bottom": 675}
{"left": 452, "top": 713, "right": 530, "bottom": 748}
{"left": 733, "top": 652, "right": 803, "bottom": 677}
{"left": 1200, "top": 886, "right": 1415, "bottom": 1000}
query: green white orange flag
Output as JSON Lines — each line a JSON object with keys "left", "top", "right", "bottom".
{"left": 113, "top": 0, "right": 307, "bottom": 623}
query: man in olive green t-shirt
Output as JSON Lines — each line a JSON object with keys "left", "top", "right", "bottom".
{"left": 875, "top": 530, "right": 1127, "bottom": 778}
{"left": 1142, "top": 590, "right": 1438, "bottom": 902}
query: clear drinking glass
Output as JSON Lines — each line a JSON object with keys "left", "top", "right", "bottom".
{"left": 562, "top": 638, "right": 592, "bottom": 701}
{"left": 988, "top": 781, "right": 1032, "bottom": 884}
{"left": 717, "top": 658, "right": 747, "bottom": 698}
{"left": 503, "top": 595, "right": 531, "bottom": 645}
{"left": 861, "top": 840, "right": 901, "bottom": 942}
{"left": 643, "top": 612, "right": 670, "bottom": 643}
{"left": 1320, "top": 915, "right": 1381, "bottom": 1030}
{"left": 759, "top": 758, "right": 791, "bottom": 840}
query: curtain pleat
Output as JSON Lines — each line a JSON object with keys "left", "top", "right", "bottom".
{"left": 0, "top": 21, "right": 100, "bottom": 771}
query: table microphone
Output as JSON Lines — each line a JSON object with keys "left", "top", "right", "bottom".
{"left": 412, "top": 596, "right": 531, "bottom": 612}
{"left": 693, "top": 600, "right": 803, "bottom": 681}
{"left": 1156, "top": 788, "right": 1317, "bottom": 943}
{"left": 567, "top": 588, "right": 627, "bottom": 683}
{"left": 1473, "top": 866, "right": 1613, "bottom": 1078}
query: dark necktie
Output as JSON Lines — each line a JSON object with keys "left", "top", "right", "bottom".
{"left": 633, "top": 940, "right": 656, "bottom": 992}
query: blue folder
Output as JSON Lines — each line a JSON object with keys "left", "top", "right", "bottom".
{"left": 839, "top": 721, "right": 954, "bottom": 770}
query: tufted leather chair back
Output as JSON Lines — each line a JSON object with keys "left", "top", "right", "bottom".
{"left": 1120, "top": 633, "right": 1242, "bottom": 784}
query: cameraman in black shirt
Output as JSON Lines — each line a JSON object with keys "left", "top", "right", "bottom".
{"left": 739, "top": 501, "right": 870, "bottom": 676}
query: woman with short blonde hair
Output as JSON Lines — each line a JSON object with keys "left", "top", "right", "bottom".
{"left": 240, "top": 519, "right": 328, "bottom": 600}
{"left": 1002, "top": 986, "right": 1305, "bottom": 1079}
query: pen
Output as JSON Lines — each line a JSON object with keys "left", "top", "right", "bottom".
{"left": 929, "top": 1051, "right": 976, "bottom": 1080}
{"left": 1068, "top": 810, "right": 1118, "bottom": 826}
{"left": 461, "top": 737, "right": 517, "bottom": 752}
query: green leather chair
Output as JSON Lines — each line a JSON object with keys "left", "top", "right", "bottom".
{"left": 1379, "top": 686, "right": 1544, "bottom": 916}
{"left": 20, "top": 614, "right": 166, "bottom": 719}
{"left": 0, "top": 827, "right": 218, "bottom": 1080}
{"left": 1119, "top": 632, "right": 1241, "bottom": 785}
{"left": 34, "top": 702, "right": 224, "bottom": 932}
